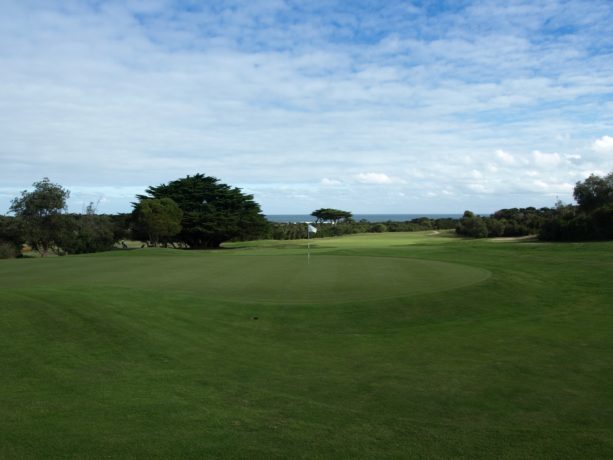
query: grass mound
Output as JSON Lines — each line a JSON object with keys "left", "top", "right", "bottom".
{"left": 0, "top": 252, "right": 489, "bottom": 304}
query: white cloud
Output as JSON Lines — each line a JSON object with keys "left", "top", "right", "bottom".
{"left": 532, "top": 180, "right": 574, "bottom": 194}
{"left": 1, "top": 1, "right": 612, "bottom": 214}
{"left": 532, "top": 150, "right": 562, "bottom": 168}
{"left": 495, "top": 149, "right": 516, "bottom": 165}
{"left": 354, "top": 172, "right": 398, "bottom": 185}
{"left": 467, "top": 183, "right": 488, "bottom": 193}
{"left": 592, "top": 135, "right": 613, "bottom": 154}
{"left": 320, "top": 177, "right": 342, "bottom": 186}
{"left": 533, "top": 180, "right": 549, "bottom": 190}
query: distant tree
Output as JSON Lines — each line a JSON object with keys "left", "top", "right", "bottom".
{"left": 267, "top": 216, "right": 460, "bottom": 240}
{"left": 108, "top": 213, "right": 133, "bottom": 242}
{"left": 540, "top": 172, "right": 613, "bottom": 241}
{"left": 370, "top": 223, "right": 387, "bottom": 233}
{"left": 137, "top": 174, "right": 268, "bottom": 248}
{"left": 311, "top": 208, "right": 353, "bottom": 224}
{"left": 590, "top": 203, "right": 613, "bottom": 239}
{"left": 488, "top": 206, "right": 551, "bottom": 236}
{"left": 57, "top": 203, "right": 117, "bottom": 254}
{"left": 485, "top": 218, "right": 505, "bottom": 237}
{"left": 133, "top": 198, "right": 183, "bottom": 246}
{"left": 573, "top": 172, "right": 613, "bottom": 212}
{"left": 269, "top": 222, "right": 308, "bottom": 240}
{"left": 456, "top": 211, "right": 488, "bottom": 238}
{"left": 9, "top": 178, "right": 70, "bottom": 256}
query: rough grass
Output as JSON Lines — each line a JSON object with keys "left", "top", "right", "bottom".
{"left": 0, "top": 232, "right": 612, "bottom": 458}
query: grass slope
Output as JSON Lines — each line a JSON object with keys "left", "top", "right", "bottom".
{"left": 0, "top": 232, "right": 612, "bottom": 458}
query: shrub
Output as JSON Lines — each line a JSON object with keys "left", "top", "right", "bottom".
{"left": 0, "top": 242, "right": 19, "bottom": 259}
{"left": 456, "top": 211, "right": 488, "bottom": 238}
{"left": 370, "top": 223, "right": 387, "bottom": 233}
{"left": 485, "top": 218, "right": 505, "bottom": 237}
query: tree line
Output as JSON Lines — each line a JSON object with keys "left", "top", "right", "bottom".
{"left": 1, "top": 174, "right": 269, "bottom": 258}
{"left": 456, "top": 171, "right": 613, "bottom": 241}
{"left": 2, "top": 170, "right": 612, "bottom": 258}
{"left": 269, "top": 216, "right": 458, "bottom": 240}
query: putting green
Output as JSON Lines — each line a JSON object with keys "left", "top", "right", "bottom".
{"left": 0, "top": 252, "right": 490, "bottom": 304}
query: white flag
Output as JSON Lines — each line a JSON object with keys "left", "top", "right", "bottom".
{"left": 307, "top": 224, "right": 317, "bottom": 234}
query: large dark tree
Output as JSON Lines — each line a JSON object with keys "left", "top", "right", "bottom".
{"left": 9, "top": 178, "right": 70, "bottom": 256}
{"left": 137, "top": 174, "right": 268, "bottom": 248}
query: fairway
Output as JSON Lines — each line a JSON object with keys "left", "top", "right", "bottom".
{"left": 0, "top": 251, "right": 489, "bottom": 303}
{"left": 1, "top": 232, "right": 612, "bottom": 459}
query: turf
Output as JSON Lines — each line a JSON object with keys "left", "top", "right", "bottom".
{"left": 0, "top": 252, "right": 489, "bottom": 304}
{"left": 0, "top": 232, "right": 612, "bottom": 458}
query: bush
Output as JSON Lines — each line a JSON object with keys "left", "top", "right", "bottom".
{"left": 0, "top": 242, "right": 19, "bottom": 259}
{"left": 539, "top": 193, "right": 613, "bottom": 242}
{"left": 490, "top": 207, "right": 548, "bottom": 236}
{"left": 0, "top": 216, "right": 23, "bottom": 247}
{"left": 456, "top": 211, "right": 488, "bottom": 238}
{"left": 57, "top": 214, "right": 117, "bottom": 254}
{"left": 591, "top": 204, "right": 613, "bottom": 239}
{"left": 485, "top": 218, "right": 505, "bottom": 237}
{"left": 370, "top": 223, "right": 387, "bottom": 233}
{"left": 503, "top": 220, "right": 530, "bottom": 237}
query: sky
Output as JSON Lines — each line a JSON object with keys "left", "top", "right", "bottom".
{"left": 1, "top": 0, "right": 612, "bottom": 215}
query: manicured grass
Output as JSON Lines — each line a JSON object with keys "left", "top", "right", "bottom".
{"left": 0, "top": 251, "right": 489, "bottom": 304}
{"left": 1, "top": 232, "right": 612, "bottom": 458}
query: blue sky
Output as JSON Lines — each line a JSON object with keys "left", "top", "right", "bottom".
{"left": 1, "top": 0, "right": 612, "bottom": 214}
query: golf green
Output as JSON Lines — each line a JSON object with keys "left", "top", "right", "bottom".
{"left": 0, "top": 252, "right": 490, "bottom": 303}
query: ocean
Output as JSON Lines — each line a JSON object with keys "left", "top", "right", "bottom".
{"left": 266, "top": 214, "right": 462, "bottom": 223}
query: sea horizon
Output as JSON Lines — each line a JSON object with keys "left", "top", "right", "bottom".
{"left": 266, "top": 213, "right": 464, "bottom": 223}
